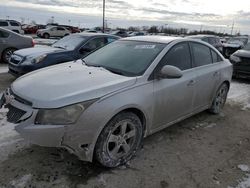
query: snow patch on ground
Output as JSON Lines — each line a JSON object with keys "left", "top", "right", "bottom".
{"left": 228, "top": 174, "right": 250, "bottom": 188}
{"left": 228, "top": 81, "right": 250, "bottom": 110}
{"left": 238, "top": 165, "right": 250, "bottom": 172}
{"left": 0, "top": 107, "right": 28, "bottom": 162}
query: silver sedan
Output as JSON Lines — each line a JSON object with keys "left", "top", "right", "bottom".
{"left": 0, "top": 27, "right": 34, "bottom": 63}
{"left": 1, "top": 36, "right": 232, "bottom": 167}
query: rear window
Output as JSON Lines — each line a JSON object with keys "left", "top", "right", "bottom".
{"left": 190, "top": 42, "right": 213, "bottom": 67}
{"left": 211, "top": 50, "right": 223, "bottom": 63}
{"left": 0, "top": 21, "right": 8, "bottom": 26}
{"left": 9, "top": 21, "right": 20, "bottom": 26}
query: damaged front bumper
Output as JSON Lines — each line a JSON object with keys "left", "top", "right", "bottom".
{"left": 1, "top": 90, "right": 94, "bottom": 162}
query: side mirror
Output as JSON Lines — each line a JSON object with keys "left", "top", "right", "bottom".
{"left": 158, "top": 65, "right": 183, "bottom": 79}
{"left": 80, "top": 47, "right": 92, "bottom": 54}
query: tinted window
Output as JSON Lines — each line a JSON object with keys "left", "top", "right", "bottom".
{"left": 84, "top": 37, "right": 107, "bottom": 51}
{"left": 190, "top": 42, "right": 213, "bottom": 67}
{"left": 211, "top": 49, "right": 223, "bottom": 63}
{"left": 0, "top": 21, "right": 8, "bottom": 26}
{"left": 0, "top": 30, "right": 10, "bottom": 38}
{"left": 161, "top": 42, "right": 192, "bottom": 70}
{"left": 57, "top": 27, "right": 65, "bottom": 31}
{"left": 84, "top": 41, "right": 165, "bottom": 76}
{"left": 9, "top": 21, "right": 20, "bottom": 26}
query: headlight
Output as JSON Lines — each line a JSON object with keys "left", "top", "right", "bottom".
{"left": 230, "top": 55, "right": 241, "bottom": 63}
{"left": 35, "top": 100, "right": 97, "bottom": 125}
{"left": 22, "top": 54, "right": 47, "bottom": 65}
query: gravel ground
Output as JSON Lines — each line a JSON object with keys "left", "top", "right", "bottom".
{"left": 0, "top": 71, "right": 249, "bottom": 188}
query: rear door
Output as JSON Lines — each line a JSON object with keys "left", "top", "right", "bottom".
{"left": 152, "top": 42, "right": 196, "bottom": 130}
{"left": 0, "top": 29, "right": 10, "bottom": 54}
{"left": 189, "top": 42, "right": 221, "bottom": 110}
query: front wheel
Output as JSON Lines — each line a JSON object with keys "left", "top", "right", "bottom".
{"left": 94, "top": 112, "right": 143, "bottom": 168}
{"left": 1, "top": 48, "right": 16, "bottom": 63}
{"left": 209, "top": 83, "right": 229, "bottom": 114}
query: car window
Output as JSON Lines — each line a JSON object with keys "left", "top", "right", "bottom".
{"left": 57, "top": 27, "right": 65, "bottom": 31}
{"left": 9, "top": 21, "right": 20, "bottom": 26}
{"left": 202, "top": 38, "right": 209, "bottom": 43}
{"left": 0, "top": 30, "right": 10, "bottom": 38}
{"left": 208, "top": 37, "right": 216, "bottom": 45}
{"left": 160, "top": 42, "right": 192, "bottom": 70}
{"left": 50, "top": 27, "right": 56, "bottom": 31}
{"left": 106, "top": 37, "right": 117, "bottom": 43}
{"left": 52, "top": 35, "right": 87, "bottom": 50}
{"left": 0, "top": 21, "right": 8, "bottom": 26}
{"left": 84, "top": 41, "right": 166, "bottom": 76}
{"left": 211, "top": 49, "right": 223, "bottom": 63}
{"left": 190, "top": 42, "right": 213, "bottom": 67}
{"left": 84, "top": 37, "right": 107, "bottom": 51}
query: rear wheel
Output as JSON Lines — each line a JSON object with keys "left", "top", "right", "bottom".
{"left": 95, "top": 112, "right": 143, "bottom": 168}
{"left": 209, "top": 83, "right": 229, "bottom": 114}
{"left": 1, "top": 48, "right": 16, "bottom": 63}
{"left": 43, "top": 33, "right": 50, "bottom": 39}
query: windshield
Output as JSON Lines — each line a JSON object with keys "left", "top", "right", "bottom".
{"left": 83, "top": 40, "right": 166, "bottom": 76}
{"left": 52, "top": 35, "right": 86, "bottom": 50}
{"left": 243, "top": 43, "right": 250, "bottom": 50}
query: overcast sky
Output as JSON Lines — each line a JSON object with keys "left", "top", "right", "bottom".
{"left": 1, "top": 0, "right": 250, "bottom": 34}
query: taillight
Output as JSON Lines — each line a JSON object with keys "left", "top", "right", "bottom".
{"left": 32, "top": 39, "right": 35, "bottom": 47}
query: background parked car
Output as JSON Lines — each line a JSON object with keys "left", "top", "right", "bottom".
{"left": 8, "top": 33, "right": 120, "bottom": 76}
{"left": 223, "top": 36, "right": 248, "bottom": 57}
{"left": 0, "top": 27, "right": 34, "bottom": 63}
{"left": 0, "top": 20, "right": 24, "bottom": 34}
{"left": 111, "top": 30, "right": 128, "bottom": 37}
{"left": 230, "top": 42, "right": 250, "bottom": 79}
{"left": 128, "top": 31, "right": 145, "bottom": 37}
{"left": 187, "top": 35, "right": 223, "bottom": 53}
{"left": 36, "top": 26, "right": 71, "bottom": 39}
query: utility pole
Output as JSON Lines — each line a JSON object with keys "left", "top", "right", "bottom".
{"left": 231, "top": 20, "right": 234, "bottom": 36}
{"left": 103, "top": 0, "right": 105, "bottom": 33}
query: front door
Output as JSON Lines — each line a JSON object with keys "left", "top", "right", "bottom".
{"left": 152, "top": 42, "right": 196, "bottom": 130}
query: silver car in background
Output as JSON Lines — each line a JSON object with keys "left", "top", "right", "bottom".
{"left": 1, "top": 36, "right": 232, "bottom": 167}
{"left": 0, "top": 27, "right": 34, "bottom": 63}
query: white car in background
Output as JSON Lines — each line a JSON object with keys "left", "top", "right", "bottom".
{"left": 0, "top": 20, "right": 24, "bottom": 34}
{"left": 36, "top": 26, "right": 71, "bottom": 39}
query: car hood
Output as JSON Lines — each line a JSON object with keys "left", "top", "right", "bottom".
{"left": 14, "top": 46, "right": 64, "bottom": 58}
{"left": 233, "top": 50, "right": 250, "bottom": 58}
{"left": 11, "top": 61, "right": 137, "bottom": 108}
{"left": 223, "top": 41, "right": 243, "bottom": 48}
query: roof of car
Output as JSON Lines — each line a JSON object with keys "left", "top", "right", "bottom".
{"left": 187, "top": 35, "right": 218, "bottom": 38}
{"left": 73, "top": 32, "right": 120, "bottom": 38}
{"left": 120, "top": 36, "right": 181, "bottom": 44}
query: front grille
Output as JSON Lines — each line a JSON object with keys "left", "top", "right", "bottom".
{"left": 6, "top": 104, "right": 26, "bottom": 123}
{"left": 9, "top": 55, "right": 23, "bottom": 65}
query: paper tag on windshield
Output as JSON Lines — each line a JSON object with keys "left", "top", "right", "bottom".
{"left": 134, "top": 45, "right": 156, "bottom": 49}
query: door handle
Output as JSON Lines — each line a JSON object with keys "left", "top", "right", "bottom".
{"left": 187, "top": 80, "right": 195, "bottom": 86}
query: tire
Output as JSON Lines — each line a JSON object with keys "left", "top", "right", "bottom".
{"left": 209, "top": 83, "right": 229, "bottom": 114}
{"left": 1, "top": 48, "right": 16, "bottom": 63}
{"left": 95, "top": 112, "right": 143, "bottom": 168}
{"left": 43, "top": 33, "right": 50, "bottom": 39}
{"left": 64, "top": 33, "right": 69, "bottom": 37}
